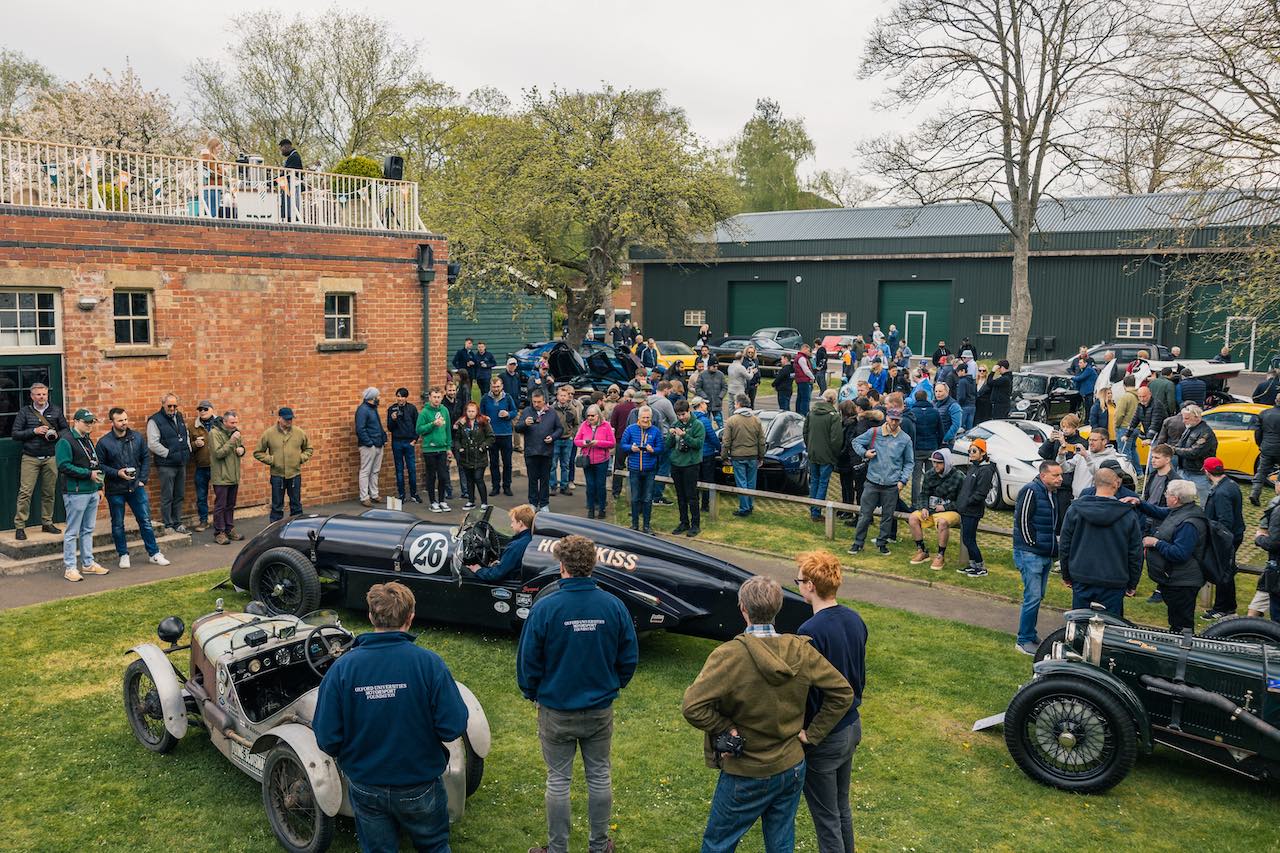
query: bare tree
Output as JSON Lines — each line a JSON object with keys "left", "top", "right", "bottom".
{"left": 859, "top": 0, "right": 1139, "bottom": 367}
{"left": 806, "top": 168, "right": 880, "bottom": 207}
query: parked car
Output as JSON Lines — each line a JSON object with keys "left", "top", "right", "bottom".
{"left": 952, "top": 419, "right": 1136, "bottom": 508}
{"left": 124, "top": 603, "right": 492, "bottom": 852}
{"left": 713, "top": 409, "right": 810, "bottom": 495}
{"left": 706, "top": 336, "right": 798, "bottom": 376}
{"left": 229, "top": 506, "right": 812, "bottom": 641}
{"left": 1023, "top": 341, "right": 1174, "bottom": 373}
{"left": 589, "top": 308, "right": 631, "bottom": 342}
{"left": 983, "top": 608, "right": 1280, "bottom": 793}
{"left": 1078, "top": 401, "right": 1265, "bottom": 475}
{"left": 1008, "top": 371, "right": 1085, "bottom": 424}
{"left": 509, "top": 340, "right": 639, "bottom": 404}
{"left": 752, "top": 327, "right": 806, "bottom": 350}
{"left": 652, "top": 340, "right": 698, "bottom": 372}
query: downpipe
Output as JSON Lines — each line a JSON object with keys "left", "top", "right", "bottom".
{"left": 1140, "top": 674, "right": 1280, "bottom": 744}
{"left": 418, "top": 244, "right": 437, "bottom": 394}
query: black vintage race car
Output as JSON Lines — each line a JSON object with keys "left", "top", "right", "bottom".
{"left": 229, "top": 507, "right": 809, "bottom": 641}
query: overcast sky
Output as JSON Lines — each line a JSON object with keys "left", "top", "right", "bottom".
{"left": 8, "top": 0, "right": 902, "bottom": 177}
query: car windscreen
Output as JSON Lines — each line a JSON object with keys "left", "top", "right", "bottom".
{"left": 658, "top": 341, "right": 695, "bottom": 355}
{"left": 754, "top": 338, "right": 785, "bottom": 351}
{"left": 1012, "top": 374, "right": 1048, "bottom": 396}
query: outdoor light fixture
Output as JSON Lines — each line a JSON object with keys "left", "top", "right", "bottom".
{"left": 794, "top": 275, "right": 803, "bottom": 283}
{"left": 77, "top": 295, "right": 99, "bottom": 311}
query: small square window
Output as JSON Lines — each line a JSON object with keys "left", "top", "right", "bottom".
{"left": 980, "top": 314, "right": 1011, "bottom": 335}
{"left": 683, "top": 309, "right": 707, "bottom": 327}
{"left": 0, "top": 289, "right": 59, "bottom": 349}
{"left": 819, "top": 312, "right": 848, "bottom": 331}
{"left": 1115, "top": 316, "right": 1155, "bottom": 339}
{"left": 324, "top": 292, "right": 355, "bottom": 341}
{"left": 113, "top": 289, "right": 152, "bottom": 346}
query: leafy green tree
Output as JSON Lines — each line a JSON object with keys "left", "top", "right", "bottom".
{"left": 0, "top": 48, "right": 54, "bottom": 135}
{"left": 427, "top": 86, "right": 738, "bottom": 343}
{"left": 732, "top": 98, "right": 830, "bottom": 212}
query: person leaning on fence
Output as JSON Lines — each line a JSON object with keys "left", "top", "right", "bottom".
{"left": 907, "top": 449, "right": 964, "bottom": 571}
{"left": 681, "top": 575, "right": 854, "bottom": 853}
{"left": 693, "top": 397, "right": 722, "bottom": 515}
{"left": 722, "top": 395, "right": 765, "bottom": 518}
{"left": 849, "top": 406, "right": 914, "bottom": 556}
{"left": 10, "top": 382, "right": 67, "bottom": 540}
{"left": 805, "top": 389, "right": 844, "bottom": 523}
{"left": 666, "top": 398, "right": 706, "bottom": 537}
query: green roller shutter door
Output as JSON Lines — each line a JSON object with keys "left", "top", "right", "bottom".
{"left": 728, "top": 281, "right": 787, "bottom": 336}
{"left": 878, "top": 281, "right": 952, "bottom": 356}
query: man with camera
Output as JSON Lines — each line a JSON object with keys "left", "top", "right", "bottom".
{"left": 514, "top": 389, "right": 562, "bottom": 511}
{"left": 209, "top": 411, "right": 248, "bottom": 544}
{"left": 518, "top": 534, "right": 638, "bottom": 853}
{"left": 682, "top": 575, "right": 854, "bottom": 853}
{"left": 56, "top": 409, "right": 109, "bottom": 583}
{"left": 11, "top": 382, "right": 67, "bottom": 540}
{"left": 96, "top": 407, "right": 170, "bottom": 570}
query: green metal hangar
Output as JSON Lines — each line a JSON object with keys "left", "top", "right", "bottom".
{"left": 632, "top": 192, "right": 1268, "bottom": 367}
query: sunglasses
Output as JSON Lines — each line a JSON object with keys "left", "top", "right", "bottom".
{"left": 197, "top": 406, "right": 210, "bottom": 411}
{"left": 793, "top": 577, "right": 809, "bottom": 586}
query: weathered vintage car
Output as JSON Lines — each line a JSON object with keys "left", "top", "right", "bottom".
{"left": 986, "top": 609, "right": 1280, "bottom": 793}
{"left": 228, "top": 506, "right": 811, "bottom": 640}
{"left": 124, "top": 603, "right": 491, "bottom": 852}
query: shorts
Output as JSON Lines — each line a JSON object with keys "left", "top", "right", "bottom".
{"left": 913, "top": 510, "right": 961, "bottom": 529}
{"left": 1248, "top": 589, "right": 1271, "bottom": 613}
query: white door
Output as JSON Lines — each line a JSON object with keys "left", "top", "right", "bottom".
{"left": 905, "top": 311, "right": 927, "bottom": 357}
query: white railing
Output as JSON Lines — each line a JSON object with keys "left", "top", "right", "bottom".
{"left": 0, "top": 136, "right": 426, "bottom": 233}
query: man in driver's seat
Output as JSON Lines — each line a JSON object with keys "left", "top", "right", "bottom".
{"left": 469, "top": 503, "right": 535, "bottom": 583}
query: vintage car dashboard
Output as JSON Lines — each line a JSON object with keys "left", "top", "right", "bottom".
{"left": 226, "top": 637, "right": 329, "bottom": 722}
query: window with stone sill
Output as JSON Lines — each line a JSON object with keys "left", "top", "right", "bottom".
{"left": 113, "top": 290, "right": 152, "bottom": 346}
{"left": 324, "top": 292, "right": 355, "bottom": 340}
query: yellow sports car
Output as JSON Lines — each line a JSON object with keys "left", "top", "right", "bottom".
{"left": 653, "top": 340, "right": 698, "bottom": 372}
{"left": 1200, "top": 403, "right": 1266, "bottom": 476}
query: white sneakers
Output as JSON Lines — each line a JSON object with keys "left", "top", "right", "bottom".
{"left": 430, "top": 502, "right": 443, "bottom": 513}
{"left": 439, "top": 502, "right": 452, "bottom": 512}
{"left": 119, "top": 554, "right": 131, "bottom": 569}
{"left": 149, "top": 552, "right": 171, "bottom": 566}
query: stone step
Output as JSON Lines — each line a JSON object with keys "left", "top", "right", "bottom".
{"left": 0, "top": 512, "right": 187, "bottom": 560}
{"left": 0, "top": 529, "right": 193, "bottom": 577}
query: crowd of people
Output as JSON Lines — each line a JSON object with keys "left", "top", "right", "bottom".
{"left": 12, "top": 385, "right": 312, "bottom": 582}
{"left": 313, "top": 528, "right": 868, "bottom": 853}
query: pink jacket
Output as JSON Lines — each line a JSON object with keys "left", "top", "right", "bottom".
{"left": 573, "top": 421, "right": 616, "bottom": 465}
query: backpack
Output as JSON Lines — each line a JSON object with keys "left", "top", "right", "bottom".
{"left": 1199, "top": 517, "right": 1237, "bottom": 586}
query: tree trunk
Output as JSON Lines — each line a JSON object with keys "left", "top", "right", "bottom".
{"left": 564, "top": 287, "right": 591, "bottom": 345}
{"left": 1006, "top": 232, "right": 1032, "bottom": 370}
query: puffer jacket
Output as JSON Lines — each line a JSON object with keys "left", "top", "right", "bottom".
{"left": 695, "top": 368, "right": 727, "bottom": 408}
{"left": 908, "top": 399, "right": 943, "bottom": 453}
{"left": 452, "top": 417, "right": 494, "bottom": 468}
{"left": 1013, "top": 477, "right": 1064, "bottom": 557}
{"left": 10, "top": 404, "right": 69, "bottom": 457}
{"left": 955, "top": 460, "right": 995, "bottom": 518}
{"left": 804, "top": 400, "right": 844, "bottom": 466}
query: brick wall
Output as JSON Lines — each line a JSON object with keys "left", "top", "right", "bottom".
{"left": 0, "top": 208, "right": 449, "bottom": 519}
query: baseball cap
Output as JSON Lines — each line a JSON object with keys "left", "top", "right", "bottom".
{"left": 278, "top": 407, "right": 295, "bottom": 420}
{"left": 688, "top": 395, "right": 705, "bottom": 407}
{"left": 969, "top": 437, "right": 987, "bottom": 453}
{"left": 886, "top": 407, "right": 904, "bottom": 420}
{"left": 930, "top": 450, "right": 947, "bottom": 463}
{"left": 1203, "top": 457, "right": 1225, "bottom": 475}
{"left": 1099, "top": 459, "right": 1123, "bottom": 472}
{"left": 196, "top": 399, "right": 213, "bottom": 410}
{"left": 73, "top": 408, "right": 96, "bottom": 423}
{"left": 507, "top": 357, "right": 518, "bottom": 366}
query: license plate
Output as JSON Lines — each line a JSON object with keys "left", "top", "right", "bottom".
{"left": 722, "top": 465, "right": 733, "bottom": 474}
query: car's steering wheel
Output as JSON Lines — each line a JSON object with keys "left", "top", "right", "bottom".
{"left": 460, "top": 520, "right": 500, "bottom": 566}
{"left": 304, "top": 624, "right": 356, "bottom": 676}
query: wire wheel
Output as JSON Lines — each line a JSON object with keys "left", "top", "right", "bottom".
{"left": 249, "top": 547, "right": 321, "bottom": 616}
{"left": 1005, "top": 677, "right": 1136, "bottom": 793}
{"left": 262, "top": 744, "right": 335, "bottom": 853}
{"left": 123, "top": 658, "right": 177, "bottom": 754}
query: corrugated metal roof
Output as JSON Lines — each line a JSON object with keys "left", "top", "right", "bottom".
{"left": 711, "top": 191, "right": 1275, "bottom": 244}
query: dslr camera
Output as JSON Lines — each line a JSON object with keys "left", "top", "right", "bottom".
{"left": 712, "top": 729, "right": 746, "bottom": 766}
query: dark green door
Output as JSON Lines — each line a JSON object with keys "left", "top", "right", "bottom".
{"left": 0, "top": 354, "right": 65, "bottom": 530}
{"left": 878, "top": 281, "right": 952, "bottom": 356}
{"left": 728, "top": 282, "right": 787, "bottom": 336}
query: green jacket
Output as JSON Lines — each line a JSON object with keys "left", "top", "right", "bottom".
{"left": 919, "top": 466, "right": 964, "bottom": 511}
{"left": 416, "top": 403, "right": 452, "bottom": 453}
{"left": 666, "top": 416, "right": 706, "bottom": 468}
{"left": 803, "top": 400, "right": 844, "bottom": 466}
{"left": 682, "top": 633, "right": 853, "bottom": 778}
{"left": 1114, "top": 389, "right": 1139, "bottom": 434}
{"left": 452, "top": 418, "right": 495, "bottom": 468}
{"left": 722, "top": 409, "right": 765, "bottom": 461}
{"left": 253, "top": 425, "right": 314, "bottom": 479}
{"left": 55, "top": 431, "right": 102, "bottom": 495}
{"left": 209, "top": 424, "right": 244, "bottom": 486}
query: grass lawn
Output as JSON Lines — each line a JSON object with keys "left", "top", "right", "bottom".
{"left": 0, "top": 570, "right": 1274, "bottom": 852}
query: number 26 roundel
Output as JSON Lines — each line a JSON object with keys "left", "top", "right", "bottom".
{"left": 410, "top": 532, "right": 450, "bottom": 574}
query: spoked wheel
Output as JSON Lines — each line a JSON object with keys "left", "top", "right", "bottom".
{"left": 249, "top": 547, "right": 321, "bottom": 616}
{"left": 262, "top": 744, "right": 335, "bottom": 853}
{"left": 123, "top": 658, "right": 177, "bottom": 754}
{"left": 1004, "top": 677, "right": 1136, "bottom": 793}
{"left": 1199, "top": 616, "right": 1280, "bottom": 646}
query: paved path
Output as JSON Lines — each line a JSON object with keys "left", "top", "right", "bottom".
{"left": 0, "top": 488, "right": 1057, "bottom": 641}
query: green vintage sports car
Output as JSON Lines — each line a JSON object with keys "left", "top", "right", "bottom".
{"left": 982, "top": 610, "right": 1280, "bottom": 793}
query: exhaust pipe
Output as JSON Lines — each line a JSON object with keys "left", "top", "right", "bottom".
{"left": 1140, "top": 675, "right": 1280, "bottom": 744}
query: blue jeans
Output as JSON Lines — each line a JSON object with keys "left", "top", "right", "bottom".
{"left": 701, "top": 761, "right": 806, "bottom": 853}
{"left": 962, "top": 405, "right": 976, "bottom": 430}
{"left": 269, "top": 474, "right": 302, "bottom": 521}
{"left": 808, "top": 462, "right": 834, "bottom": 518}
{"left": 106, "top": 489, "right": 159, "bottom": 557}
{"left": 585, "top": 461, "right": 609, "bottom": 513}
{"left": 796, "top": 382, "right": 812, "bottom": 416}
{"left": 347, "top": 777, "right": 449, "bottom": 853}
{"left": 551, "top": 438, "right": 575, "bottom": 491}
{"left": 731, "top": 458, "right": 758, "bottom": 512}
{"left": 1116, "top": 428, "right": 1141, "bottom": 472}
{"left": 1072, "top": 584, "right": 1125, "bottom": 617}
{"left": 777, "top": 392, "right": 792, "bottom": 412}
{"left": 712, "top": 411, "right": 724, "bottom": 429}
{"left": 1014, "top": 549, "right": 1053, "bottom": 645}
{"left": 392, "top": 440, "right": 419, "bottom": 498}
{"left": 194, "top": 465, "right": 211, "bottom": 524}
{"left": 1184, "top": 471, "right": 1210, "bottom": 505}
{"left": 629, "top": 469, "right": 655, "bottom": 526}
{"left": 62, "top": 491, "right": 100, "bottom": 569}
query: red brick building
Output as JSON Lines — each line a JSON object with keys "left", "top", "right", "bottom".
{"left": 0, "top": 206, "right": 448, "bottom": 529}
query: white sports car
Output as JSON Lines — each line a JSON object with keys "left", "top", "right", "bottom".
{"left": 951, "top": 420, "right": 1137, "bottom": 508}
